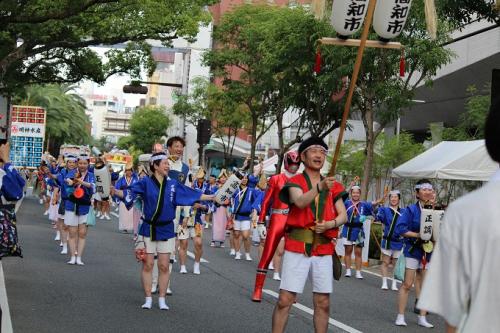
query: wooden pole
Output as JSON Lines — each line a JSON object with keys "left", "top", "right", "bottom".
{"left": 328, "top": 0, "right": 378, "bottom": 177}
{"left": 320, "top": 38, "right": 402, "bottom": 50}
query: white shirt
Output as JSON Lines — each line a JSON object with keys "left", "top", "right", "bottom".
{"left": 418, "top": 168, "right": 500, "bottom": 332}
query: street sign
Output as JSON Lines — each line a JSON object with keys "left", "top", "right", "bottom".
{"left": 9, "top": 105, "right": 46, "bottom": 168}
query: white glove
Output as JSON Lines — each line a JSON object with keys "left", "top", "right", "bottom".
{"left": 257, "top": 223, "right": 267, "bottom": 240}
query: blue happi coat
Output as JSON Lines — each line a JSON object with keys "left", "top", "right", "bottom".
{"left": 341, "top": 200, "right": 373, "bottom": 241}
{"left": 62, "top": 169, "right": 95, "bottom": 215}
{"left": 231, "top": 176, "right": 260, "bottom": 221}
{"left": 1, "top": 164, "right": 25, "bottom": 201}
{"left": 122, "top": 175, "right": 203, "bottom": 241}
{"left": 395, "top": 203, "right": 433, "bottom": 261}
{"left": 376, "top": 206, "right": 404, "bottom": 251}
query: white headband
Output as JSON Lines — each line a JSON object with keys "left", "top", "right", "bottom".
{"left": 65, "top": 156, "right": 77, "bottom": 162}
{"left": 415, "top": 183, "right": 433, "bottom": 190}
{"left": 303, "top": 145, "right": 327, "bottom": 155}
{"left": 350, "top": 185, "right": 361, "bottom": 191}
{"left": 150, "top": 153, "right": 169, "bottom": 163}
{"left": 78, "top": 154, "right": 90, "bottom": 161}
{"left": 389, "top": 190, "right": 400, "bottom": 196}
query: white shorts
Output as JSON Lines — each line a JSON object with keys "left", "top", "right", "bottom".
{"left": 234, "top": 220, "right": 251, "bottom": 231}
{"left": 405, "top": 256, "right": 429, "bottom": 270}
{"left": 64, "top": 211, "right": 88, "bottom": 227}
{"left": 140, "top": 236, "right": 175, "bottom": 254}
{"left": 280, "top": 250, "right": 333, "bottom": 294}
{"left": 381, "top": 248, "right": 401, "bottom": 258}
{"left": 343, "top": 238, "right": 364, "bottom": 247}
{"left": 94, "top": 192, "right": 101, "bottom": 201}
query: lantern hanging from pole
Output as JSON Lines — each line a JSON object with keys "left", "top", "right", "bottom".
{"left": 330, "top": 0, "right": 369, "bottom": 39}
{"left": 373, "top": 0, "right": 413, "bottom": 42}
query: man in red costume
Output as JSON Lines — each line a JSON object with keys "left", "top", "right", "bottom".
{"left": 271, "top": 136, "right": 348, "bottom": 333}
{"left": 252, "top": 151, "right": 301, "bottom": 302}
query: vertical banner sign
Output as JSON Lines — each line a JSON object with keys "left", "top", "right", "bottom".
{"left": 9, "top": 105, "right": 46, "bottom": 168}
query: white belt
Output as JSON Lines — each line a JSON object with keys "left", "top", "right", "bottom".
{"left": 271, "top": 208, "right": 289, "bottom": 215}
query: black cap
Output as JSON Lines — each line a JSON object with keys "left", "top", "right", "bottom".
{"left": 298, "top": 136, "right": 328, "bottom": 155}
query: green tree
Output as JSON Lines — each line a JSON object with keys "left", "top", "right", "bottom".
{"left": 438, "top": 0, "right": 499, "bottom": 25}
{"left": 204, "top": 5, "right": 346, "bottom": 170}
{"left": 442, "top": 85, "right": 491, "bottom": 140}
{"left": 125, "top": 105, "right": 170, "bottom": 153}
{"left": 0, "top": 0, "right": 216, "bottom": 94}
{"left": 14, "top": 84, "right": 91, "bottom": 154}
{"left": 173, "top": 77, "right": 251, "bottom": 167}
{"left": 335, "top": 2, "right": 454, "bottom": 199}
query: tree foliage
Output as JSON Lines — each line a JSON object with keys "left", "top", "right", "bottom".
{"left": 335, "top": 1, "right": 455, "bottom": 199}
{"left": 438, "top": 0, "right": 499, "bottom": 26}
{"left": 122, "top": 105, "right": 170, "bottom": 153}
{"left": 13, "top": 84, "right": 91, "bottom": 154}
{"left": 172, "top": 77, "right": 251, "bottom": 167}
{"left": 442, "top": 85, "right": 491, "bottom": 140}
{"left": 204, "top": 5, "right": 346, "bottom": 170}
{"left": 0, "top": 0, "right": 216, "bottom": 94}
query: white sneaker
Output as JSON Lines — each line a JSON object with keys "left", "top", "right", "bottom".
{"left": 273, "top": 272, "right": 281, "bottom": 281}
{"left": 269, "top": 262, "right": 275, "bottom": 270}
{"left": 355, "top": 271, "right": 363, "bottom": 279}
{"left": 381, "top": 282, "right": 388, "bottom": 290}
{"left": 230, "top": 249, "right": 236, "bottom": 256}
{"left": 204, "top": 224, "right": 209, "bottom": 229}
{"left": 235, "top": 252, "right": 241, "bottom": 260}
{"left": 76, "top": 257, "right": 84, "bottom": 266}
{"left": 96, "top": 212, "right": 102, "bottom": 218}
{"left": 193, "top": 262, "right": 200, "bottom": 275}
{"left": 142, "top": 297, "right": 152, "bottom": 309}
{"left": 104, "top": 214, "right": 111, "bottom": 220}
{"left": 59, "top": 242, "right": 63, "bottom": 247}
{"left": 345, "top": 269, "right": 352, "bottom": 277}
{"left": 395, "top": 314, "right": 407, "bottom": 326}
{"left": 60, "top": 244, "right": 68, "bottom": 255}
{"left": 43, "top": 210, "right": 49, "bottom": 216}
{"left": 180, "top": 265, "right": 188, "bottom": 274}
{"left": 67, "top": 256, "right": 76, "bottom": 265}
{"left": 158, "top": 297, "right": 169, "bottom": 310}
{"left": 166, "top": 287, "right": 172, "bottom": 295}
{"left": 54, "top": 231, "right": 60, "bottom": 241}
{"left": 245, "top": 253, "right": 252, "bottom": 261}
{"left": 418, "top": 316, "right": 434, "bottom": 328}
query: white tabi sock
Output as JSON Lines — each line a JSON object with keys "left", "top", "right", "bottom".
{"left": 76, "top": 257, "right": 84, "bottom": 266}
{"left": 67, "top": 256, "right": 76, "bottom": 265}
{"left": 142, "top": 297, "right": 152, "bottom": 309}
{"left": 418, "top": 316, "right": 434, "bottom": 328}
{"left": 381, "top": 277, "right": 388, "bottom": 289}
{"left": 158, "top": 297, "right": 169, "bottom": 310}
{"left": 345, "top": 268, "right": 352, "bottom": 277}
{"left": 391, "top": 278, "right": 398, "bottom": 291}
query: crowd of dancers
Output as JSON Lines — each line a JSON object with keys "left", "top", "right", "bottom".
{"left": 24, "top": 135, "right": 437, "bottom": 330}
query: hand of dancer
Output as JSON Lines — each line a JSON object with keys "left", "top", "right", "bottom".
{"left": 319, "top": 177, "right": 336, "bottom": 191}
{"left": 257, "top": 223, "right": 267, "bottom": 240}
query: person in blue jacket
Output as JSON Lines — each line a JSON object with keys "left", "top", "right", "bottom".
{"left": 342, "top": 185, "right": 381, "bottom": 279}
{"left": 62, "top": 154, "right": 95, "bottom": 266}
{"left": 231, "top": 174, "right": 260, "bottom": 262}
{"left": 376, "top": 190, "right": 404, "bottom": 291}
{"left": 394, "top": 179, "right": 435, "bottom": 328}
{"left": 0, "top": 144, "right": 25, "bottom": 256}
{"left": 112, "top": 152, "right": 214, "bottom": 311}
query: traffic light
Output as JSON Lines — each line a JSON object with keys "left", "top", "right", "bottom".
{"left": 123, "top": 84, "right": 148, "bottom": 94}
{"left": 197, "top": 119, "right": 212, "bottom": 145}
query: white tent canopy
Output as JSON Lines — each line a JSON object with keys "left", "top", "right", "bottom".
{"left": 392, "top": 140, "right": 498, "bottom": 181}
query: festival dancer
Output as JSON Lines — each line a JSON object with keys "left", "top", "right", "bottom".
{"left": 271, "top": 137, "right": 347, "bottom": 333}
{"left": 115, "top": 163, "right": 139, "bottom": 233}
{"left": 112, "top": 152, "right": 214, "bottom": 310}
{"left": 211, "top": 170, "right": 228, "bottom": 247}
{"left": 251, "top": 151, "right": 300, "bottom": 302}
{"left": 394, "top": 179, "right": 435, "bottom": 328}
{"left": 178, "top": 168, "right": 210, "bottom": 274}
{"left": 52, "top": 154, "right": 78, "bottom": 255}
{"left": 231, "top": 174, "right": 260, "bottom": 261}
{"left": 341, "top": 186, "right": 381, "bottom": 279}
{"left": 375, "top": 190, "right": 404, "bottom": 291}
{"left": 62, "top": 154, "right": 95, "bottom": 265}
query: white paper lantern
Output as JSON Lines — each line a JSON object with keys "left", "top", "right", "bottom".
{"left": 373, "top": 0, "right": 413, "bottom": 41}
{"left": 330, "top": 0, "right": 369, "bottom": 39}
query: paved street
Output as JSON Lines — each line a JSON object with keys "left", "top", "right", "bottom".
{"left": 1, "top": 198, "right": 444, "bottom": 333}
